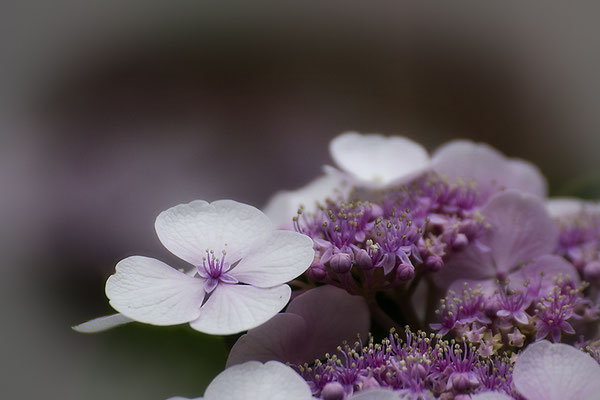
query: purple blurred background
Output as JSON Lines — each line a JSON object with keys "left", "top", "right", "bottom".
{"left": 3, "top": 2, "right": 600, "bottom": 399}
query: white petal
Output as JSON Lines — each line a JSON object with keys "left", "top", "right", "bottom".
{"left": 204, "top": 361, "right": 312, "bottom": 400}
{"left": 349, "top": 389, "right": 399, "bottom": 400}
{"left": 72, "top": 313, "right": 132, "bottom": 333}
{"left": 263, "top": 174, "right": 347, "bottom": 229}
{"left": 189, "top": 284, "right": 291, "bottom": 335}
{"left": 231, "top": 231, "right": 315, "bottom": 288}
{"left": 106, "top": 256, "right": 206, "bottom": 326}
{"left": 513, "top": 340, "right": 600, "bottom": 400}
{"left": 166, "top": 397, "right": 203, "bottom": 400}
{"left": 155, "top": 200, "right": 273, "bottom": 265}
{"left": 432, "top": 140, "right": 547, "bottom": 199}
{"left": 329, "top": 132, "right": 429, "bottom": 186}
{"left": 469, "top": 392, "right": 513, "bottom": 400}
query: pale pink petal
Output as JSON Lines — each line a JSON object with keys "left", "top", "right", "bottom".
{"left": 106, "top": 256, "right": 206, "bottom": 326}
{"left": 329, "top": 132, "right": 429, "bottom": 186}
{"left": 432, "top": 140, "right": 546, "bottom": 199}
{"left": 509, "top": 255, "right": 580, "bottom": 296}
{"left": 469, "top": 392, "right": 514, "bottom": 400}
{"left": 432, "top": 243, "right": 495, "bottom": 289}
{"left": 505, "top": 158, "right": 547, "bottom": 198}
{"left": 263, "top": 174, "right": 347, "bottom": 229}
{"left": 189, "top": 284, "right": 291, "bottom": 335}
{"left": 349, "top": 389, "right": 400, "bottom": 400}
{"left": 481, "top": 191, "right": 558, "bottom": 273}
{"left": 513, "top": 340, "right": 600, "bottom": 400}
{"left": 72, "top": 313, "right": 132, "bottom": 333}
{"left": 226, "top": 313, "right": 307, "bottom": 366}
{"left": 155, "top": 200, "right": 273, "bottom": 265}
{"left": 286, "top": 286, "right": 370, "bottom": 359}
{"left": 230, "top": 231, "right": 315, "bottom": 288}
{"left": 203, "top": 361, "right": 313, "bottom": 400}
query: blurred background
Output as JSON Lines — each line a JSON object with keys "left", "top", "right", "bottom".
{"left": 3, "top": 1, "right": 600, "bottom": 398}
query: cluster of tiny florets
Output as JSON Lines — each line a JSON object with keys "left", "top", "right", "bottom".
{"left": 295, "top": 174, "right": 487, "bottom": 294}
{"left": 432, "top": 276, "right": 598, "bottom": 351}
{"left": 295, "top": 327, "right": 513, "bottom": 400}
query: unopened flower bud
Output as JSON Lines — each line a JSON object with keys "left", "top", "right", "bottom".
{"left": 584, "top": 261, "right": 600, "bottom": 283}
{"left": 425, "top": 255, "right": 444, "bottom": 272}
{"left": 396, "top": 263, "right": 415, "bottom": 282}
{"left": 307, "top": 262, "right": 327, "bottom": 281}
{"left": 321, "top": 382, "right": 346, "bottom": 400}
{"left": 330, "top": 253, "right": 353, "bottom": 273}
{"left": 355, "top": 249, "right": 374, "bottom": 270}
{"left": 452, "top": 233, "right": 469, "bottom": 250}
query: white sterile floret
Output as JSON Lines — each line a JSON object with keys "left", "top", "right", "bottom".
{"left": 74, "top": 199, "right": 315, "bottom": 335}
{"left": 166, "top": 361, "right": 314, "bottom": 400}
{"left": 329, "top": 131, "right": 430, "bottom": 188}
{"left": 263, "top": 173, "right": 348, "bottom": 229}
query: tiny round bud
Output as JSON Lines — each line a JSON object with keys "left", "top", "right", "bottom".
{"left": 451, "top": 233, "right": 469, "bottom": 250}
{"left": 307, "top": 262, "right": 327, "bottom": 281}
{"left": 425, "top": 255, "right": 444, "bottom": 272}
{"left": 321, "top": 382, "right": 346, "bottom": 400}
{"left": 396, "top": 263, "right": 415, "bottom": 282}
{"left": 584, "top": 261, "right": 600, "bottom": 282}
{"left": 330, "top": 253, "right": 353, "bottom": 274}
{"left": 355, "top": 249, "right": 374, "bottom": 270}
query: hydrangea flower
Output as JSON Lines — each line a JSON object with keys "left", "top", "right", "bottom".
{"left": 434, "top": 190, "right": 579, "bottom": 296}
{"left": 328, "top": 132, "right": 430, "bottom": 188}
{"left": 511, "top": 340, "right": 600, "bottom": 400}
{"left": 431, "top": 140, "right": 547, "bottom": 201}
{"left": 227, "top": 285, "right": 370, "bottom": 366}
{"left": 75, "top": 200, "right": 315, "bottom": 335}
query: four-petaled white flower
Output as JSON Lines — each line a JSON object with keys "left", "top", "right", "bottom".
{"left": 75, "top": 200, "right": 315, "bottom": 335}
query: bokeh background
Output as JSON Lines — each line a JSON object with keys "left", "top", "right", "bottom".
{"left": 3, "top": 2, "right": 600, "bottom": 399}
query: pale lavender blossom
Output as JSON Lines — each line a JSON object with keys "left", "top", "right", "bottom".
{"left": 74, "top": 200, "right": 315, "bottom": 335}
{"left": 511, "top": 340, "right": 600, "bottom": 400}
{"left": 434, "top": 190, "right": 579, "bottom": 296}
{"left": 226, "top": 285, "right": 370, "bottom": 366}
{"left": 328, "top": 132, "right": 430, "bottom": 188}
{"left": 431, "top": 140, "right": 547, "bottom": 201}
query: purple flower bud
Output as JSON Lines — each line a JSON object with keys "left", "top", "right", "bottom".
{"left": 396, "top": 263, "right": 415, "bottom": 282}
{"left": 425, "top": 255, "right": 444, "bottom": 272}
{"left": 451, "top": 233, "right": 469, "bottom": 250}
{"left": 330, "top": 253, "right": 353, "bottom": 273}
{"left": 307, "top": 262, "right": 327, "bottom": 281}
{"left": 448, "top": 372, "right": 479, "bottom": 392}
{"left": 355, "top": 249, "right": 374, "bottom": 270}
{"left": 321, "top": 382, "right": 346, "bottom": 400}
{"left": 584, "top": 261, "right": 600, "bottom": 283}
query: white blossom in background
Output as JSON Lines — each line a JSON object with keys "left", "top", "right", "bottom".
{"left": 328, "top": 131, "right": 430, "bottom": 188}
{"left": 263, "top": 173, "right": 348, "bottom": 229}
{"left": 74, "top": 200, "right": 314, "bottom": 335}
{"left": 546, "top": 197, "right": 600, "bottom": 218}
